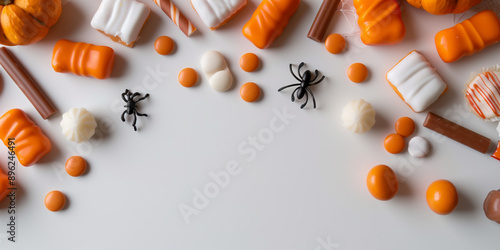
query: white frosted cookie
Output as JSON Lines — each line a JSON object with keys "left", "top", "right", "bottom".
{"left": 201, "top": 51, "right": 233, "bottom": 92}
{"left": 341, "top": 99, "right": 376, "bottom": 134}
{"left": 465, "top": 65, "right": 500, "bottom": 121}
{"left": 408, "top": 136, "right": 430, "bottom": 158}
{"left": 191, "top": 0, "right": 248, "bottom": 30}
{"left": 386, "top": 50, "right": 447, "bottom": 113}
{"left": 91, "top": 0, "right": 151, "bottom": 47}
{"left": 61, "top": 108, "right": 97, "bottom": 143}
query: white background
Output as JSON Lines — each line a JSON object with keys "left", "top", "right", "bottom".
{"left": 0, "top": 0, "right": 499, "bottom": 249}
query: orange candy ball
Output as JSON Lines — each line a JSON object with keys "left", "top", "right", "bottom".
{"left": 44, "top": 190, "right": 66, "bottom": 212}
{"left": 325, "top": 33, "right": 345, "bottom": 54}
{"left": 347, "top": 63, "right": 368, "bottom": 83}
{"left": 178, "top": 68, "right": 198, "bottom": 88}
{"left": 366, "top": 165, "right": 399, "bottom": 201}
{"left": 384, "top": 133, "right": 405, "bottom": 154}
{"left": 154, "top": 36, "right": 175, "bottom": 55}
{"left": 65, "top": 156, "right": 87, "bottom": 177}
{"left": 426, "top": 179, "right": 459, "bottom": 215}
{"left": 395, "top": 117, "right": 415, "bottom": 137}
{"left": 240, "top": 82, "right": 261, "bottom": 102}
{"left": 240, "top": 53, "right": 260, "bottom": 72}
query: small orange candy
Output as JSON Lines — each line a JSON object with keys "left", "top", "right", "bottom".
{"left": 240, "top": 82, "right": 261, "bottom": 102}
{"left": 240, "top": 53, "right": 260, "bottom": 72}
{"left": 426, "top": 179, "right": 459, "bottom": 215}
{"left": 395, "top": 117, "right": 415, "bottom": 137}
{"left": 154, "top": 36, "right": 175, "bottom": 55}
{"left": 65, "top": 156, "right": 87, "bottom": 177}
{"left": 366, "top": 165, "right": 399, "bottom": 201}
{"left": 384, "top": 133, "right": 405, "bottom": 154}
{"left": 45, "top": 190, "right": 66, "bottom": 212}
{"left": 325, "top": 33, "right": 345, "bottom": 54}
{"left": 178, "top": 68, "right": 198, "bottom": 88}
{"left": 347, "top": 63, "right": 368, "bottom": 83}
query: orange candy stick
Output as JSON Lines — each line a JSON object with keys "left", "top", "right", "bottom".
{"left": 435, "top": 10, "right": 500, "bottom": 63}
{"left": 52, "top": 39, "right": 115, "bottom": 80}
{"left": 242, "top": 0, "right": 300, "bottom": 49}
{"left": 353, "top": 0, "right": 405, "bottom": 45}
{"left": 0, "top": 109, "right": 51, "bottom": 167}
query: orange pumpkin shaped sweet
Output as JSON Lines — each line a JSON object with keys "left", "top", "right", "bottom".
{"left": 0, "top": 0, "right": 62, "bottom": 46}
{"left": 407, "top": 0, "right": 481, "bottom": 15}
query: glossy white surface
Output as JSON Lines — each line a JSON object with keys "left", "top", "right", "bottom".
{"left": 0, "top": 0, "right": 500, "bottom": 249}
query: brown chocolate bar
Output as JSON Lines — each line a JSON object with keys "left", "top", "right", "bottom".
{"left": 0, "top": 47, "right": 57, "bottom": 119}
{"left": 307, "top": 0, "right": 341, "bottom": 42}
{"left": 423, "top": 112, "right": 491, "bottom": 153}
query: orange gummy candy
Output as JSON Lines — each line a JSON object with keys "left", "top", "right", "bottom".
{"left": 242, "top": 0, "right": 300, "bottom": 49}
{"left": 435, "top": 10, "right": 500, "bottom": 63}
{"left": 52, "top": 39, "right": 115, "bottom": 79}
{"left": 0, "top": 168, "right": 9, "bottom": 203}
{"left": 353, "top": 0, "right": 405, "bottom": 45}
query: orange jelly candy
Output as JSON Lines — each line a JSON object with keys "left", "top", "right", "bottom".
{"left": 395, "top": 117, "right": 415, "bottom": 137}
{"left": 384, "top": 133, "right": 405, "bottom": 154}
{"left": 325, "top": 33, "right": 345, "bottom": 54}
{"left": 0, "top": 168, "right": 10, "bottom": 203}
{"left": 347, "top": 63, "right": 368, "bottom": 83}
{"left": 154, "top": 36, "right": 175, "bottom": 55}
{"left": 65, "top": 156, "right": 87, "bottom": 177}
{"left": 44, "top": 190, "right": 66, "bottom": 212}
{"left": 52, "top": 39, "right": 115, "bottom": 79}
{"left": 240, "top": 53, "right": 260, "bottom": 72}
{"left": 178, "top": 68, "right": 198, "bottom": 88}
{"left": 240, "top": 82, "right": 261, "bottom": 102}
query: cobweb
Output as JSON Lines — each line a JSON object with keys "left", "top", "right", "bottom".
{"left": 454, "top": 0, "right": 500, "bottom": 24}
{"left": 337, "top": 0, "right": 360, "bottom": 37}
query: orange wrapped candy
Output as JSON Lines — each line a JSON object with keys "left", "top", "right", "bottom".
{"left": 0, "top": 167, "right": 9, "bottom": 202}
{"left": 435, "top": 10, "right": 500, "bottom": 63}
{"left": 52, "top": 39, "right": 115, "bottom": 79}
{"left": 0, "top": 109, "right": 51, "bottom": 167}
{"left": 242, "top": 0, "right": 300, "bottom": 49}
{"left": 353, "top": 0, "right": 405, "bottom": 45}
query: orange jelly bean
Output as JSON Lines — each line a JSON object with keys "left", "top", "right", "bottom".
{"left": 65, "top": 156, "right": 87, "bottom": 177}
{"left": 178, "top": 68, "right": 198, "bottom": 88}
{"left": 154, "top": 36, "right": 175, "bottom": 55}
{"left": 426, "top": 179, "right": 458, "bottom": 215}
{"left": 45, "top": 190, "right": 66, "bottom": 212}
{"left": 325, "top": 33, "right": 345, "bottom": 54}
{"left": 435, "top": 10, "right": 500, "bottom": 63}
{"left": 384, "top": 133, "right": 405, "bottom": 154}
{"left": 52, "top": 39, "right": 115, "bottom": 80}
{"left": 395, "top": 117, "right": 415, "bottom": 137}
{"left": 240, "top": 53, "right": 260, "bottom": 72}
{"left": 366, "top": 164, "right": 399, "bottom": 201}
{"left": 240, "top": 82, "right": 261, "bottom": 102}
{"left": 347, "top": 63, "right": 368, "bottom": 83}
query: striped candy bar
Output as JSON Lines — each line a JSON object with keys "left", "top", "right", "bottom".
{"left": 153, "top": 0, "right": 197, "bottom": 37}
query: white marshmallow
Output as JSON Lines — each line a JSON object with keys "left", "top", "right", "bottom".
{"left": 61, "top": 108, "right": 97, "bottom": 143}
{"left": 341, "top": 99, "right": 376, "bottom": 134}
{"left": 201, "top": 51, "right": 233, "bottom": 92}
{"left": 408, "top": 136, "right": 430, "bottom": 158}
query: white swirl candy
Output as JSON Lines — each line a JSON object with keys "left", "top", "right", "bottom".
{"left": 60, "top": 108, "right": 97, "bottom": 143}
{"left": 341, "top": 99, "right": 376, "bottom": 134}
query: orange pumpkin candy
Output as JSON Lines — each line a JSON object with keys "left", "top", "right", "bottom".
{"left": 407, "top": 0, "right": 482, "bottom": 15}
{"left": 0, "top": 0, "right": 62, "bottom": 46}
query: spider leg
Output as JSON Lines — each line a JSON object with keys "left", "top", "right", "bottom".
{"left": 121, "top": 110, "right": 127, "bottom": 122}
{"left": 135, "top": 93, "right": 150, "bottom": 102}
{"left": 306, "top": 87, "right": 317, "bottom": 109}
{"left": 131, "top": 92, "right": 141, "bottom": 100}
{"left": 291, "top": 87, "right": 300, "bottom": 102}
{"left": 132, "top": 112, "right": 138, "bottom": 131}
{"left": 310, "top": 70, "right": 320, "bottom": 82}
{"left": 136, "top": 111, "right": 148, "bottom": 117}
{"left": 310, "top": 75, "right": 325, "bottom": 85}
{"left": 298, "top": 62, "right": 305, "bottom": 79}
{"left": 122, "top": 91, "right": 128, "bottom": 102}
{"left": 278, "top": 83, "right": 301, "bottom": 92}
{"left": 290, "top": 64, "right": 301, "bottom": 82}
{"left": 300, "top": 89, "right": 309, "bottom": 109}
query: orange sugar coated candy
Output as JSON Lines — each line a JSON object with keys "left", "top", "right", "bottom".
{"left": 178, "top": 68, "right": 198, "bottom": 88}
{"left": 395, "top": 117, "right": 415, "bottom": 137}
{"left": 384, "top": 133, "right": 405, "bottom": 154}
{"left": 65, "top": 156, "right": 87, "bottom": 177}
{"left": 240, "top": 53, "right": 260, "bottom": 72}
{"left": 426, "top": 179, "right": 458, "bottom": 215}
{"left": 45, "top": 190, "right": 66, "bottom": 212}
{"left": 347, "top": 63, "right": 368, "bottom": 83}
{"left": 325, "top": 33, "right": 345, "bottom": 54}
{"left": 154, "top": 36, "right": 175, "bottom": 55}
{"left": 240, "top": 82, "right": 261, "bottom": 102}
{"left": 366, "top": 164, "right": 399, "bottom": 201}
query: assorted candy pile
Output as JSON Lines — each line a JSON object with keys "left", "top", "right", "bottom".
{"left": 0, "top": 0, "right": 498, "bottom": 227}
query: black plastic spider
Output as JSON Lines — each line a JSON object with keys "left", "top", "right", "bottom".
{"left": 278, "top": 62, "right": 325, "bottom": 109}
{"left": 121, "top": 89, "right": 149, "bottom": 131}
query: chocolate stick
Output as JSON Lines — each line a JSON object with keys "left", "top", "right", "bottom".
{"left": 0, "top": 47, "right": 57, "bottom": 119}
{"left": 423, "top": 112, "right": 491, "bottom": 153}
{"left": 307, "top": 0, "right": 341, "bottom": 42}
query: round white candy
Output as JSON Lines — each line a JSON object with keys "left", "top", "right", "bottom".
{"left": 60, "top": 108, "right": 97, "bottom": 143}
{"left": 201, "top": 50, "right": 233, "bottom": 92}
{"left": 408, "top": 136, "right": 430, "bottom": 158}
{"left": 341, "top": 99, "right": 376, "bottom": 134}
